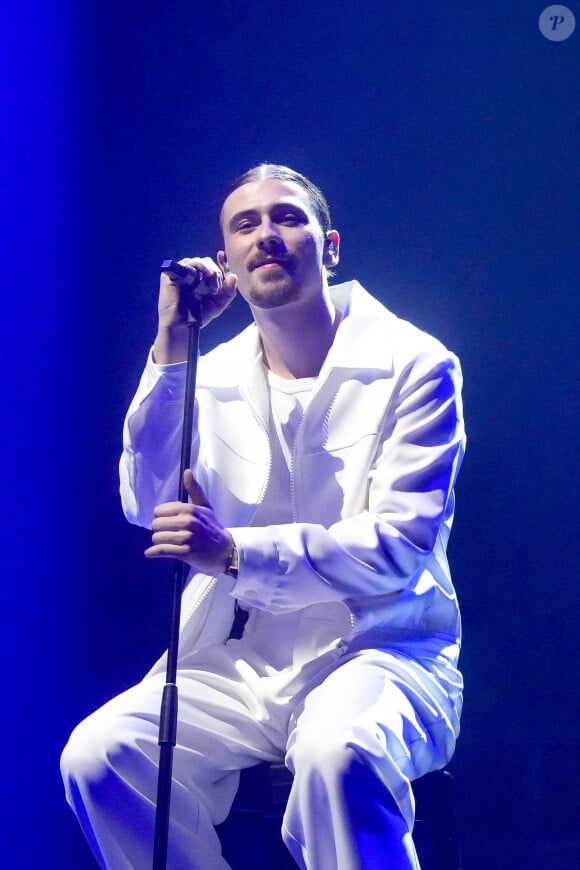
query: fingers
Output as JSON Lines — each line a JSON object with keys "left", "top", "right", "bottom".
{"left": 219, "top": 272, "right": 239, "bottom": 303}
{"left": 145, "top": 505, "right": 204, "bottom": 558}
{"left": 149, "top": 472, "right": 211, "bottom": 519}
{"left": 144, "top": 541, "right": 192, "bottom": 559}
{"left": 145, "top": 476, "right": 231, "bottom": 573}
{"left": 159, "top": 257, "right": 227, "bottom": 304}
{"left": 166, "top": 257, "right": 238, "bottom": 328}
{"left": 183, "top": 470, "right": 212, "bottom": 507}
{"left": 176, "top": 257, "right": 225, "bottom": 297}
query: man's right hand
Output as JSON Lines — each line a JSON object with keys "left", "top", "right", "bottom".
{"left": 153, "top": 256, "right": 238, "bottom": 364}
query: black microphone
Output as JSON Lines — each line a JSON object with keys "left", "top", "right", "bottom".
{"left": 160, "top": 259, "right": 203, "bottom": 291}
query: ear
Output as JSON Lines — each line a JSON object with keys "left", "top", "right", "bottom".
{"left": 217, "top": 250, "right": 229, "bottom": 273}
{"left": 323, "top": 230, "right": 340, "bottom": 268}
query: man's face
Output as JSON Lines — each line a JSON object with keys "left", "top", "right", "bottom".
{"left": 219, "top": 177, "right": 335, "bottom": 310}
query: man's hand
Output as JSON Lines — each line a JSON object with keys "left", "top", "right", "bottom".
{"left": 145, "top": 470, "right": 234, "bottom": 574}
{"left": 153, "top": 257, "right": 238, "bottom": 364}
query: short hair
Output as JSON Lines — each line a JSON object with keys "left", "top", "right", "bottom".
{"left": 221, "top": 163, "right": 332, "bottom": 234}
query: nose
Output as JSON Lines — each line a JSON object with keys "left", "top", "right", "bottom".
{"left": 257, "top": 219, "right": 285, "bottom": 253}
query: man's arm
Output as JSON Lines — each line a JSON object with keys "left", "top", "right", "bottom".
{"left": 119, "top": 256, "right": 237, "bottom": 524}
{"left": 229, "top": 351, "right": 465, "bottom": 610}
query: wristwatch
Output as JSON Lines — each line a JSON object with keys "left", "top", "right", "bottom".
{"left": 224, "top": 542, "right": 239, "bottom": 579}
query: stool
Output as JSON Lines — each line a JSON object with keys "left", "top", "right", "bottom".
{"left": 217, "top": 762, "right": 461, "bottom": 869}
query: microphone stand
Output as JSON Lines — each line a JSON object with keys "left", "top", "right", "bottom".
{"left": 153, "top": 264, "right": 203, "bottom": 870}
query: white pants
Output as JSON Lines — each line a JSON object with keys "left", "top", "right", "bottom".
{"left": 61, "top": 638, "right": 461, "bottom": 870}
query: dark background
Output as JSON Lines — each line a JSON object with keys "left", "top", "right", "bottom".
{"left": 1, "top": 1, "right": 578, "bottom": 866}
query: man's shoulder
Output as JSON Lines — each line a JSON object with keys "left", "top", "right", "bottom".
{"left": 333, "top": 280, "right": 457, "bottom": 366}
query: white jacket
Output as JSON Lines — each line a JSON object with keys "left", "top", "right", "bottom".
{"left": 120, "top": 281, "right": 465, "bottom": 663}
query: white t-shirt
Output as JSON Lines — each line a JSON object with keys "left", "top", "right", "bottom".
{"left": 251, "top": 369, "right": 316, "bottom": 527}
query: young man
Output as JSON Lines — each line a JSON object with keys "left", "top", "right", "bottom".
{"left": 61, "top": 164, "right": 466, "bottom": 869}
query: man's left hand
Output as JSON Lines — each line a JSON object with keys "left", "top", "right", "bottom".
{"left": 145, "top": 470, "right": 234, "bottom": 574}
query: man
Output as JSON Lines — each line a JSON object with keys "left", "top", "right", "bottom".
{"left": 61, "top": 164, "right": 466, "bottom": 869}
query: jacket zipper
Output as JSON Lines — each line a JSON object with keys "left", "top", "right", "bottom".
{"left": 180, "top": 573, "right": 219, "bottom": 626}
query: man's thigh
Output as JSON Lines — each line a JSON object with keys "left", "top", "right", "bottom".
{"left": 286, "top": 647, "right": 460, "bottom": 787}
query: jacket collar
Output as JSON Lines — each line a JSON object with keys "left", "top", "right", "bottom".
{"left": 326, "top": 281, "right": 395, "bottom": 373}
{"left": 197, "top": 280, "right": 395, "bottom": 388}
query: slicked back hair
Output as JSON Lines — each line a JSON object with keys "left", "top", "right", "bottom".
{"left": 220, "top": 164, "right": 332, "bottom": 234}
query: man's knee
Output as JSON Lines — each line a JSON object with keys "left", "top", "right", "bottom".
{"left": 291, "top": 731, "right": 373, "bottom": 791}
{"left": 288, "top": 722, "right": 411, "bottom": 817}
{"left": 60, "top": 707, "right": 153, "bottom": 796}
{"left": 61, "top": 718, "right": 104, "bottom": 794}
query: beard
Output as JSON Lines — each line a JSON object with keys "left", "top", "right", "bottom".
{"left": 245, "top": 268, "right": 302, "bottom": 309}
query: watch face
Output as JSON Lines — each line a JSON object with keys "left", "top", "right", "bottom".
{"left": 225, "top": 544, "right": 239, "bottom": 578}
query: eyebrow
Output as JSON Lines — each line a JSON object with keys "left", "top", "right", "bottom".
{"left": 226, "top": 201, "right": 310, "bottom": 232}
{"left": 226, "top": 209, "right": 258, "bottom": 232}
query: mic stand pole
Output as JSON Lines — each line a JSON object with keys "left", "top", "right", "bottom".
{"left": 153, "top": 271, "right": 203, "bottom": 870}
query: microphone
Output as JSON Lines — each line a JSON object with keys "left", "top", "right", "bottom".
{"left": 160, "top": 259, "right": 203, "bottom": 291}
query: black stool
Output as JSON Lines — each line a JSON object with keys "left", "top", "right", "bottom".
{"left": 217, "top": 762, "right": 461, "bottom": 869}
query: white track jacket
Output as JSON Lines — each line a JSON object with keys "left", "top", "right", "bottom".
{"left": 120, "top": 281, "right": 466, "bottom": 669}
